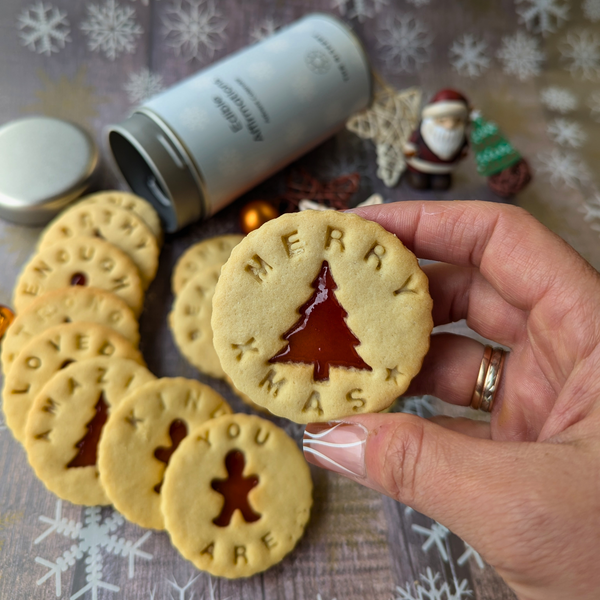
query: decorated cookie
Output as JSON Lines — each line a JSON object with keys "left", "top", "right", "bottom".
{"left": 1, "top": 287, "right": 139, "bottom": 375}
{"left": 24, "top": 357, "right": 156, "bottom": 506}
{"left": 98, "top": 377, "right": 232, "bottom": 530}
{"left": 172, "top": 234, "right": 244, "bottom": 296}
{"left": 13, "top": 236, "right": 145, "bottom": 316}
{"left": 169, "top": 265, "right": 224, "bottom": 379}
{"left": 79, "top": 190, "right": 162, "bottom": 244}
{"left": 161, "top": 413, "right": 312, "bottom": 578}
{"left": 38, "top": 203, "right": 159, "bottom": 289}
{"left": 2, "top": 322, "right": 144, "bottom": 444}
{"left": 211, "top": 210, "right": 433, "bottom": 423}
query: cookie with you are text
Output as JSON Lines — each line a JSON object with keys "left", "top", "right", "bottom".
{"left": 211, "top": 210, "right": 433, "bottom": 423}
{"left": 161, "top": 413, "right": 312, "bottom": 578}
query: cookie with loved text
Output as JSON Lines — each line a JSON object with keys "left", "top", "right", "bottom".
{"left": 161, "top": 413, "right": 312, "bottom": 578}
{"left": 1, "top": 287, "right": 139, "bottom": 375}
{"left": 211, "top": 210, "right": 433, "bottom": 423}
{"left": 24, "top": 357, "right": 156, "bottom": 506}
{"left": 2, "top": 321, "right": 144, "bottom": 444}
{"left": 98, "top": 377, "right": 232, "bottom": 530}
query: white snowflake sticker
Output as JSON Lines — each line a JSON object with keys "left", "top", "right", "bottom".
{"left": 540, "top": 86, "right": 578, "bottom": 113}
{"left": 395, "top": 568, "right": 472, "bottom": 600}
{"left": 589, "top": 90, "right": 600, "bottom": 121}
{"left": 17, "top": 2, "right": 71, "bottom": 56}
{"left": 449, "top": 34, "right": 490, "bottom": 78}
{"left": 547, "top": 118, "right": 587, "bottom": 148}
{"left": 81, "top": 0, "right": 143, "bottom": 61}
{"left": 125, "top": 68, "right": 165, "bottom": 103}
{"left": 536, "top": 149, "right": 591, "bottom": 188}
{"left": 412, "top": 522, "right": 451, "bottom": 562}
{"left": 515, "top": 0, "right": 569, "bottom": 37}
{"left": 35, "top": 500, "right": 152, "bottom": 599}
{"left": 560, "top": 29, "right": 600, "bottom": 80}
{"left": 331, "top": 0, "right": 388, "bottom": 22}
{"left": 583, "top": 0, "right": 600, "bottom": 22}
{"left": 162, "top": 0, "right": 227, "bottom": 62}
{"left": 497, "top": 31, "right": 544, "bottom": 80}
{"left": 379, "top": 13, "right": 433, "bottom": 73}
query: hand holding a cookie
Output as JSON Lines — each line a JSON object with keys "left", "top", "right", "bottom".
{"left": 304, "top": 201, "right": 600, "bottom": 600}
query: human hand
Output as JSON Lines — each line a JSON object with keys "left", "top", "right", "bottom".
{"left": 302, "top": 201, "right": 600, "bottom": 600}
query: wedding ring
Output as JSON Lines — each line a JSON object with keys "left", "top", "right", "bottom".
{"left": 471, "top": 345, "right": 507, "bottom": 412}
{"left": 470, "top": 345, "right": 492, "bottom": 410}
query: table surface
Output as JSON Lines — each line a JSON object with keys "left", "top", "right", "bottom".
{"left": 2, "top": 1, "right": 600, "bottom": 599}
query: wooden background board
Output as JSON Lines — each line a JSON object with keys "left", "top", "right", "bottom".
{"left": 1, "top": 0, "right": 599, "bottom": 598}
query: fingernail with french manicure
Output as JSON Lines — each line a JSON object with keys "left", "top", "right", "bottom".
{"left": 303, "top": 421, "right": 367, "bottom": 479}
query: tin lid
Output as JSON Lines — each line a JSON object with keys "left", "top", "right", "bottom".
{"left": 0, "top": 116, "right": 98, "bottom": 226}
{"left": 107, "top": 112, "right": 205, "bottom": 234}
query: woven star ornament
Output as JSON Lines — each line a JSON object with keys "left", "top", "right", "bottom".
{"left": 346, "top": 85, "right": 422, "bottom": 187}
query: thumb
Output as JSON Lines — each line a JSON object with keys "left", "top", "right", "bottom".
{"left": 302, "top": 412, "right": 533, "bottom": 547}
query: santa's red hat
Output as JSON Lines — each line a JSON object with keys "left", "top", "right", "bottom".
{"left": 422, "top": 89, "right": 469, "bottom": 120}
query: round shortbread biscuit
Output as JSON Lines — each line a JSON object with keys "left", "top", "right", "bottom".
{"left": 169, "top": 265, "right": 224, "bottom": 379}
{"left": 2, "top": 322, "right": 144, "bottom": 444}
{"left": 161, "top": 413, "right": 312, "bottom": 579}
{"left": 24, "top": 357, "right": 156, "bottom": 506}
{"left": 13, "top": 236, "right": 144, "bottom": 316}
{"left": 78, "top": 190, "right": 162, "bottom": 244}
{"left": 172, "top": 234, "right": 243, "bottom": 296}
{"left": 211, "top": 210, "right": 433, "bottom": 423}
{"left": 98, "top": 378, "right": 232, "bottom": 530}
{"left": 1, "top": 287, "right": 139, "bottom": 375}
{"left": 38, "top": 203, "right": 159, "bottom": 289}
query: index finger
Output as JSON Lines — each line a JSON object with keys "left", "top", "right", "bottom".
{"left": 351, "top": 200, "right": 588, "bottom": 311}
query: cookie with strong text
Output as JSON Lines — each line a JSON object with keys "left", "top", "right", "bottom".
{"left": 2, "top": 322, "right": 144, "bottom": 444}
{"left": 161, "top": 413, "right": 312, "bottom": 578}
{"left": 13, "top": 236, "right": 144, "bottom": 316}
{"left": 24, "top": 357, "right": 156, "bottom": 506}
{"left": 211, "top": 210, "right": 433, "bottom": 423}
{"left": 98, "top": 378, "right": 232, "bottom": 530}
{"left": 1, "top": 287, "right": 139, "bottom": 376}
{"left": 171, "top": 234, "right": 244, "bottom": 296}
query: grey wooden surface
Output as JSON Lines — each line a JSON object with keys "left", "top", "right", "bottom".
{"left": 2, "top": 0, "right": 600, "bottom": 598}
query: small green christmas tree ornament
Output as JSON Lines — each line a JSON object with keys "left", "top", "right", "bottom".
{"left": 470, "top": 111, "right": 531, "bottom": 197}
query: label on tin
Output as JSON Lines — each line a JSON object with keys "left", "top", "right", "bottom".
{"left": 142, "top": 14, "right": 371, "bottom": 215}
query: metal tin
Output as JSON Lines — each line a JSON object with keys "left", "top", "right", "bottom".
{"left": 108, "top": 13, "right": 372, "bottom": 233}
{"left": 0, "top": 117, "right": 97, "bottom": 226}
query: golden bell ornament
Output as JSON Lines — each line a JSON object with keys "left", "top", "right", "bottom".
{"left": 0, "top": 305, "right": 15, "bottom": 340}
{"left": 240, "top": 201, "right": 279, "bottom": 234}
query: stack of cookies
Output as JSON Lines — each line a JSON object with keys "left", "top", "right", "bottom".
{"left": 0, "top": 198, "right": 314, "bottom": 578}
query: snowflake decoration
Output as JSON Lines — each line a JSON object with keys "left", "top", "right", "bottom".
{"left": 81, "top": 0, "right": 143, "bottom": 61}
{"left": 35, "top": 500, "right": 152, "bottom": 599}
{"left": 457, "top": 542, "right": 485, "bottom": 569}
{"left": 449, "top": 34, "right": 490, "bottom": 78}
{"left": 332, "top": 0, "right": 388, "bottom": 22}
{"left": 162, "top": 0, "right": 227, "bottom": 62}
{"left": 125, "top": 68, "right": 164, "bottom": 103}
{"left": 515, "top": 0, "right": 569, "bottom": 37}
{"left": 497, "top": 31, "right": 544, "bottom": 80}
{"left": 580, "top": 193, "right": 600, "bottom": 229}
{"left": 249, "top": 17, "right": 279, "bottom": 42}
{"left": 540, "top": 86, "right": 578, "bottom": 113}
{"left": 379, "top": 14, "right": 433, "bottom": 73}
{"left": 395, "top": 568, "right": 472, "bottom": 600}
{"left": 406, "top": 0, "right": 430, "bottom": 5}
{"left": 412, "top": 522, "right": 450, "bottom": 562}
{"left": 583, "top": 0, "right": 600, "bottom": 22}
{"left": 589, "top": 90, "right": 600, "bottom": 121}
{"left": 547, "top": 118, "right": 586, "bottom": 148}
{"left": 17, "top": 2, "right": 71, "bottom": 56}
{"left": 560, "top": 29, "right": 600, "bottom": 80}
{"left": 536, "top": 149, "right": 591, "bottom": 188}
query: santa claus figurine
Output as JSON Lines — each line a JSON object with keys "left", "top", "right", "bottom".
{"left": 403, "top": 89, "right": 470, "bottom": 190}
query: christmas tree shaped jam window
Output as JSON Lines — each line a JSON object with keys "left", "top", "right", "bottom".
{"left": 211, "top": 210, "right": 434, "bottom": 424}
{"left": 270, "top": 261, "right": 372, "bottom": 381}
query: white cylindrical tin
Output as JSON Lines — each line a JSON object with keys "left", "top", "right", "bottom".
{"left": 108, "top": 13, "right": 372, "bottom": 233}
